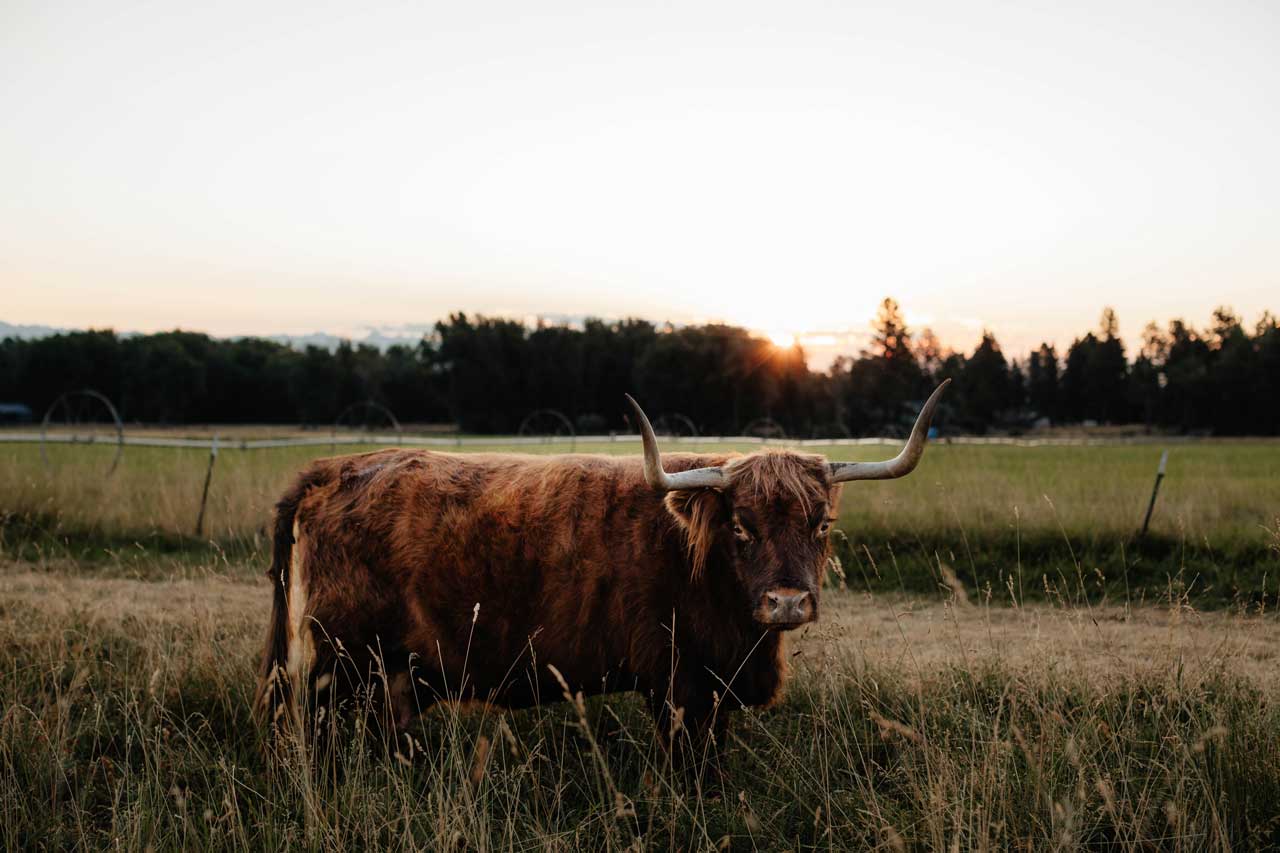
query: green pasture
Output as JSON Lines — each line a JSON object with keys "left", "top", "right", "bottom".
{"left": 2, "top": 438, "right": 1277, "bottom": 604}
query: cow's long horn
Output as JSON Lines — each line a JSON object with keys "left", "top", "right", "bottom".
{"left": 625, "top": 394, "right": 728, "bottom": 491}
{"left": 828, "top": 379, "right": 950, "bottom": 483}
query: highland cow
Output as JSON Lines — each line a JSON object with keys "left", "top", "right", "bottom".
{"left": 256, "top": 382, "right": 948, "bottom": 747}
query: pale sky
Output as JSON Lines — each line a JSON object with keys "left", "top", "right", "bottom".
{"left": 2, "top": 0, "right": 1277, "bottom": 361}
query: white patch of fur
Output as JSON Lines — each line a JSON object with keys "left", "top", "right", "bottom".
{"left": 285, "top": 521, "right": 315, "bottom": 692}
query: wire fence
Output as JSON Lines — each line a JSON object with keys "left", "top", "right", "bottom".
{"left": 0, "top": 427, "right": 1196, "bottom": 538}
{"left": 0, "top": 430, "right": 1217, "bottom": 451}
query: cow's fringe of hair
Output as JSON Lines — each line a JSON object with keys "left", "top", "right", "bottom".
{"left": 726, "top": 449, "right": 828, "bottom": 515}
{"left": 664, "top": 449, "right": 829, "bottom": 580}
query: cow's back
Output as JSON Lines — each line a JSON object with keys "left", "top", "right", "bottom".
{"left": 284, "top": 447, "right": 728, "bottom": 705}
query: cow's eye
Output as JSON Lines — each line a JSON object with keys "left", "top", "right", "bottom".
{"left": 732, "top": 521, "right": 752, "bottom": 541}
{"left": 816, "top": 519, "right": 833, "bottom": 537}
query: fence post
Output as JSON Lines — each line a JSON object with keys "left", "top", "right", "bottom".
{"left": 194, "top": 435, "right": 219, "bottom": 538}
{"left": 1139, "top": 449, "right": 1168, "bottom": 538}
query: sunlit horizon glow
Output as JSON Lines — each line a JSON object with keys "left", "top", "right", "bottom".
{"left": 765, "top": 330, "right": 797, "bottom": 350}
{"left": 2, "top": 1, "right": 1277, "bottom": 363}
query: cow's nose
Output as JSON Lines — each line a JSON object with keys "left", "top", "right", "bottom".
{"left": 761, "top": 590, "right": 814, "bottom": 626}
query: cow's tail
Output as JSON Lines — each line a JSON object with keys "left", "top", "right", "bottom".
{"left": 254, "top": 476, "right": 310, "bottom": 734}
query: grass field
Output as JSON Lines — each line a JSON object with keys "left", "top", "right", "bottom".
{"left": 1, "top": 439, "right": 1279, "bottom": 849}
{"left": 2, "top": 438, "right": 1277, "bottom": 601}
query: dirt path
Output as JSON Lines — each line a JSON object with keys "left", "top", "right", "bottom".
{"left": 4, "top": 563, "right": 1278, "bottom": 687}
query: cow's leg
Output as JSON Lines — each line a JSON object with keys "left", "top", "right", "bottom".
{"left": 371, "top": 661, "right": 422, "bottom": 756}
{"left": 317, "top": 639, "right": 422, "bottom": 747}
{"left": 648, "top": 675, "right": 728, "bottom": 760}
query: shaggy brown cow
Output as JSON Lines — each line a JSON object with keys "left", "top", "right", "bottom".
{"left": 256, "top": 382, "right": 948, "bottom": 747}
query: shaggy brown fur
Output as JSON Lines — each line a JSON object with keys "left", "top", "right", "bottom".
{"left": 255, "top": 447, "right": 841, "bottom": 747}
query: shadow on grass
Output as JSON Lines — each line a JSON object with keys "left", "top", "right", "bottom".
{"left": 0, "top": 510, "right": 266, "bottom": 578}
{"left": 835, "top": 528, "right": 1280, "bottom": 608}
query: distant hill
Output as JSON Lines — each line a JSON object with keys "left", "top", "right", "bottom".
{"left": 0, "top": 320, "right": 435, "bottom": 352}
{"left": 0, "top": 321, "right": 67, "bottom": 340}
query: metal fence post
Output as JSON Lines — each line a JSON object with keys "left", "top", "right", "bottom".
{"left": 1139, "top": 449, "right": 1168, "bottom": 537}
{"left": 194, "top": 435, "right": 219, "bottom": 538}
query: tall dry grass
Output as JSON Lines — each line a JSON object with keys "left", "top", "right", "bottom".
{"left": 2, "top": 562, "right": 1277, "bottom": 850}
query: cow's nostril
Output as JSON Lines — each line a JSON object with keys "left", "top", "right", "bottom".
{"left": 760, "top": 589, "right": 813, "bottom": 624}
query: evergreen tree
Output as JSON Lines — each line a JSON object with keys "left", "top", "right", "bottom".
{"left": 1254, "top": 312, "right": 1280, "bottom": 436}
{"left": 914, "top": 328, "right": 944, "bottom": 383}
{"left": 956, "top": 331, "right": 1010, "bottom": 432}
{"left": 842, "top": 298, "right": 924, "bottom": 434}
{"left": 1128, "top": 322, "right": 1166, "bottom": 431}
{"left": 1162, "top": 320, "right": 1213, "bottom": 432}
{"left": 1027, "top": 343, "right": 1059, "bottom": 422}
{"left": 1060, "top": 309, "right": 1129, "bottom": 424}
{"left": 1008, "top": 357, "right": 1027, "bottom": 415}
{"left": 1209, "top": 307, "right": 1256, "bottom": 435}
{"left": 1093, "top": 308, "right": 1130, "bottom": 423}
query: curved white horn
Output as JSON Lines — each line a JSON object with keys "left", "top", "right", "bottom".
{"left": 625, "top": 394, "right": 728, "bottom": 491}
{"left": 828, "top": 380, "right": 950, "bottom": 483}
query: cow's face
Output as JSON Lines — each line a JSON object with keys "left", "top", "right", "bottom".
{"left": 630, "top": 383, "right": 946, "bottom": 629}
{"left": 666, "top": 451, "right": 838, "bottom": 630}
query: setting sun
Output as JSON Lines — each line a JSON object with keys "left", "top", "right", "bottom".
{"left": 765, "top": 330, "right": 797, "bottom": 349}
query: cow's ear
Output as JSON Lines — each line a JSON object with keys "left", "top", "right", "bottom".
{"left": 663, "top": 489, "right": 724, "bottom": 579}
{"left": 663, "top": 488, "right": 722, "bottom": 527}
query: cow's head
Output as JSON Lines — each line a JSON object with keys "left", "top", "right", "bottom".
{"left": 627, "top": 381, "right": 948, "bottom": 631}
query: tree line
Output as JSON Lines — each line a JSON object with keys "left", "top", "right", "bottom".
{"left": 1, "top": 301, "right": 1276, "bottom": 435}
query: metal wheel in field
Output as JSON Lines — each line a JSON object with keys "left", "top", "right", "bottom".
{"left": 40, "top": 389, "right": 125, "bottom": 476}
{"left": 742, "top": 417, "right": 787, "bottom": 441}
{"left": 332, "top": 400, "right": 403, "bottom": 447}
{"left": 518, "top": 409, "right": 576, "bottom": 450}
{"left": 652, "top": 412, "right": 699, "bottom": 439}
